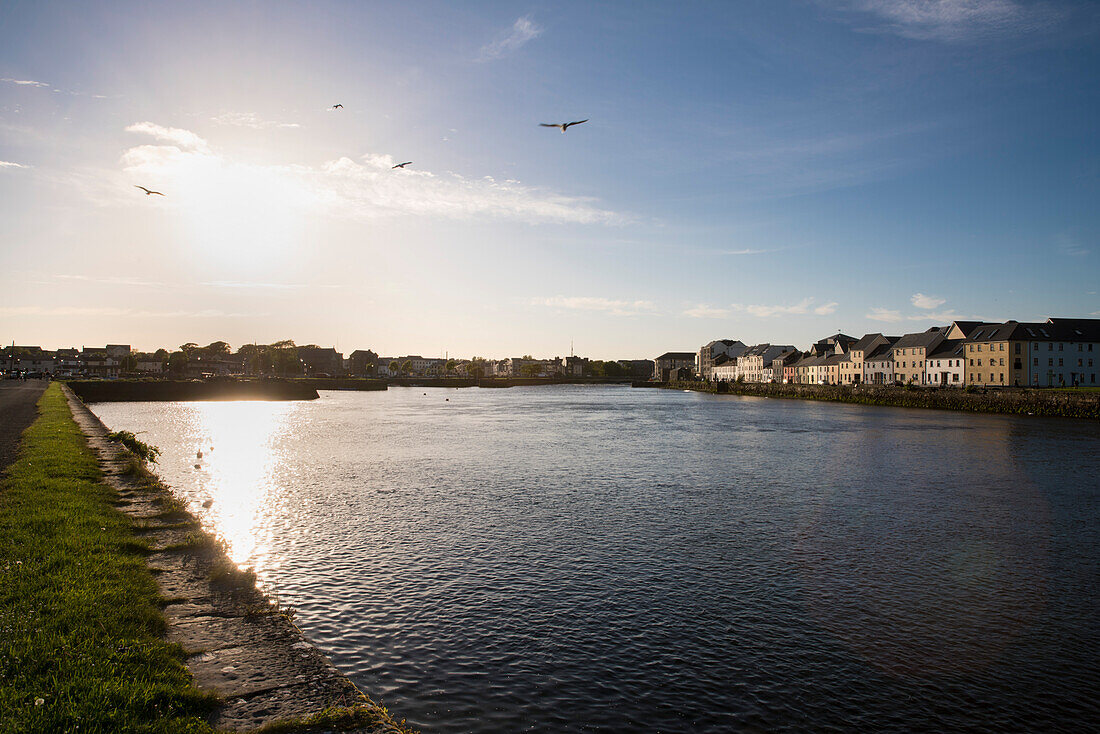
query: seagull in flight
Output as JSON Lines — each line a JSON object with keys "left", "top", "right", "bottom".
{"left": 134, "top": 185, "right": 165, "bottom": 196}
{"left": 331, "top": 104, "right": 343, "bottom": 109}
{"left": 540, "top": 119, "right": 588, "bottom": 133}
{"left": 392, "top": 161, "right": 412, "bottom": 169}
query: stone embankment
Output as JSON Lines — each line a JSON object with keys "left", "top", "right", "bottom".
{"left": 649, "top": 381, "right": 1100, "bottom": 419}
{"left": 67, "top": 379, "right": 319, "bottom": 402}
{"left": 63, "top": 386, "right": 412, "bottom": 732}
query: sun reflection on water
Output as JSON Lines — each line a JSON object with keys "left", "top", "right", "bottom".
{"left": 184, "top": 401, "right": 296, "bottom": 566}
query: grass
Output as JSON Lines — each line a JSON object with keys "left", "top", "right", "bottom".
{"left": 106, "top": 430, "right": 161, "bottom": 464}
{"left": 0, "top": 384, "right": 218, "bottom": 733}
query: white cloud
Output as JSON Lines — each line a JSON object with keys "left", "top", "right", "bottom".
{"left": 732, "top": 298, "right": 839, "bottom": 318}
{"left": 835, "top": 0, "right": 1057, "bottom": 42}
{"left": 1, "top": 78, "right": 49, "bottom": 87}
{"left": 867, "top": 307, "right": 905, "bottom": 322}
{"left": 479, "top": 16, "right": 542, "bottom": 60}
{"left": 125, "top": 122, "right": 210, "bottom": 153}
{"left": 118, "top": 123, "right": 617, "bottom": 224}
{"left": 0, "top": 160, "right": 28, "bottom": 169}
{"left": 533, "top": 296, "right": 656, "bottom": 316}
{"left": 911, "top": 292, "right": 946, "bottom": 309}
{"left": 683, "top": 304, "right": 732, "bottom": 319}
{"left": 211, "top": 112, "right": 301, "bottom": 130}
{"left": 722, "top": 248, "right": 770, "bottom": 256}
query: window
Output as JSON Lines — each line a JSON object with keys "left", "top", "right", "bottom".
{"left": 970, "top": 359, "right": 974, "bottom": 366}
{"left": 1049, "top": 359, "right": 1053, "bottom": 367}
{"left": 1049, "top": 343, "right": 1053, "bottom": 351}
{"left": 1079, "top": 344, "right": 1084, "bottom": 352}
{"left": 1059, "top": 343, "right": 1064, "bottom": 351}
{"left": 1034, "top": 358, "right": 1039, "bottom": 366}
{"left": 1079, "top": 359, "right": 1084, "bottom": 367}
{"left": 1015, "top": 343, "right": 1021, "bottom": 354}
{"left": 1000, "top": 343, "right": 1005, "bottom": 351}
{"left": 978, "top": 344, "right": 983, "bottom": 352}
{"left": 953, "top": 374, "right": 959, "bottom": 382}
{"left": 1090, "top": 359, "right": 1094, "bottom": 367}
{"left": 1059, "top": 358, "right": 1063, "bottom": 367}
{"left": 1000, "top": 373, "right": 1004, "bottom": 382}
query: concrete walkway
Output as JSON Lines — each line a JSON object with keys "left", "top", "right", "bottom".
{"left": 63, "top": 386, "right": 409, "bottom": 733}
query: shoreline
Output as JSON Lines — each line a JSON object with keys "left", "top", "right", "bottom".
{"left": 645, "top": 380, "right": 1100, "bottom": 419}
{"left": 63, "top": 385, "right": 414, "bottom": 732}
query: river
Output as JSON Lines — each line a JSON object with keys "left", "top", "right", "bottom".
{"left": 91, "top": 385, "right": 1100, "bottom": 732}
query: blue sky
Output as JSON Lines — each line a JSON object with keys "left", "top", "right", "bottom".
{"left": 2, "top": 0, "right": 1098, "bottom": 358}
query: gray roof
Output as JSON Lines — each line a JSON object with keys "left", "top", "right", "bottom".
{"left": 928, "top": 339, "right": 965, "bottom": 359}
{"left": 893, "top": 329, "right": 945, "bottom": 349}
{"left": 850, "top": 333, "right": 886, "bottom": 353}
{"left": 656, "top": 352, "right": 696, "bottom": 361}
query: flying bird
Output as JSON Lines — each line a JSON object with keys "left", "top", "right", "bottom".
{"left": 392, "top": 161, "right": 412, "bottom": 169}
{"left": 540, "top": 119, "right": 588, "bottom": 133}
{"left": 134, "top": 185, "right": 165, "bottom": 196}
{"left": 331, "top": 104, "right": 343, "bottom": 109}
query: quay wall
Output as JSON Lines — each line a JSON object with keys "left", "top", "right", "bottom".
{"left": 649, "top": 381, "right": 1100, "bottom": 419}
{"left": 66, "top": 379, "right": 319, "bottom": 402}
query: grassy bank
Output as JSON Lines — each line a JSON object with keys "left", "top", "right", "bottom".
{"left": 0, "top": 383, "right": 217, "bottom": 733}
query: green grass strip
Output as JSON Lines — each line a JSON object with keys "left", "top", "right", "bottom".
{"left": 0, "top": 384, "right": 217, "bottom": 734}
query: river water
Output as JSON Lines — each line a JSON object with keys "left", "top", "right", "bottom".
{"left": 91, "top": 385, "right": 1100, "bottom": 732}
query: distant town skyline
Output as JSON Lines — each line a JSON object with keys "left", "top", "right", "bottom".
{"left": 2, "top": 1, "right": 1099, "bottom": 359}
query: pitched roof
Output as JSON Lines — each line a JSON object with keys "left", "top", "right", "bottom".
{"left": 893, "top": 329, "right": 945, "bottom": 349}
{"left": 928, "top": 339, "right": 965, "bottom": 359}
{"left": 656, "top": 352, "right": 696, "bottom": 361}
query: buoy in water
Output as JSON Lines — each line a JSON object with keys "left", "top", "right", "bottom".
{"left": 193, "top": 464, "right": 201, "bottom": 469}
{"left": 202, "top": 499, "right": 213, "bottom": 509}
{"left": 196, "top": 450, "right": 203, "bottom": 459}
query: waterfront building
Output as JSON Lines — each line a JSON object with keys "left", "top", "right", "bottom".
{"left": 964, "top": 322, "right": 1032, "bottom": 387}
{"left": 891, "top": 328, "right": 946, "bottom": 385}
{"left": 348, "top": 349, "right": 379, "bottom": 375}
{"left": 926, "top": 340, "right": 966, "bottom": 386}
{"left": 737, "top": 344, "right": 797, "bottom": 383}
{"left": 712, "top": 356, "right": 740, "bottom": 382}
{"left": 298, "top": 347, "right": 344, "bottom": 376}
{"left": 697, "top": 339, "right": 747, "bottom": 380}
{"left": 864, "top": 344, "right": 895, "bottom": 385}
{"left": 840, "top": 333, "right": 893, "bottom": 385}
{"left": 653, "top": 351, "right": 696, "bottom": 381}
{"left": 765, "top": 350, "right": 800, "bottom": 383}
{"left": 1041, "top": 318, "right": 1100, "bottom": 386}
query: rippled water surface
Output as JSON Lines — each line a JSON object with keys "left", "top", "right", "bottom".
{"left": 92, "top": 386, "right": 1100, "bottom": 732}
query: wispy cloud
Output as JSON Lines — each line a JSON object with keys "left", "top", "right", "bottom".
{"left": 868, "top": 303, "right": 965, "bottom": 323}
{"left": 0, "top": 306, "right": 254, "bottom": 318}
{"left": 683, "top": 304, "right": 732, "bottom": 319}
{"left": 867, "top": 307, "right": 904, "bottom": 322}
{"left": 201, "top": 280, "right": 337, "bottom": 290}
{"left": 1057, "top": 236, "right": 1090, "bottom": 257}
{"left": 125, "top": 121, "right": 210, "bottom": 153}
{"left": 478, "top": 16, "right": 542, "bottom": 60}
{"left": 211, "top": 112, "right": 301, "bottom": 130}
{"left": 119, "top": 123, "right": 617, "bottom": 224}
{"left": 0, "top": 160, "right": 28, "bottom": 169}
{"left": 832, "top": 0, "right": 1059, "bottom": 43}
{"left": 732, "top": 298, "right": 839, "bottom": 318}
{"left": 1, "top": 78, "right": 49, "bottom": 87}
{"left": 911, "top": 292, "right": 946, "bottom": 309}
{"left": 533, "top": 296, "right": 656, "bottom": 316}
{"left": 722, "top": 248, "right": 770, "bottom": 256}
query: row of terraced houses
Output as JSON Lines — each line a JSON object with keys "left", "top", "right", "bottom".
{"left": 660, "top": 317, "right": 1100, "bottom": 388}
